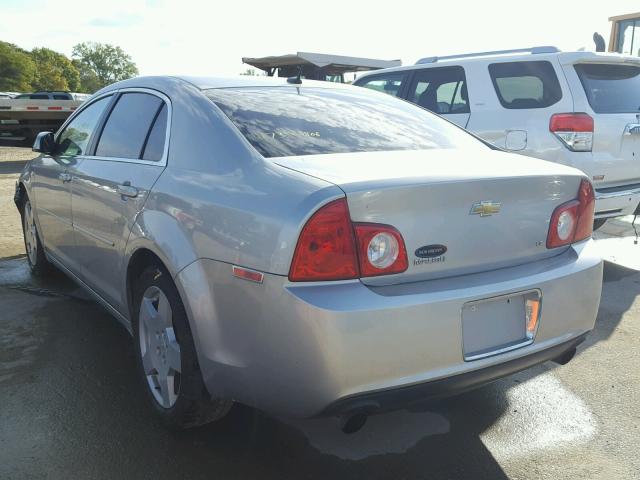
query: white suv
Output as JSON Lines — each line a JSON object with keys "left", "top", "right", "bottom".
{"left": 354, "top": 47, "right": 640, "bottom": 227}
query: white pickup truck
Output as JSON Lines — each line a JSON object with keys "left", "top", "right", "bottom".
{"left": 0, "top": 91, "right": 86, "bottom": 145}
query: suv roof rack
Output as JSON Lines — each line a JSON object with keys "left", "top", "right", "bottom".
{"left": 416, "top": 46, "right": 560, "bottom": 65}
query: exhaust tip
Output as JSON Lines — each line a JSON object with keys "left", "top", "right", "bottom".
{"left": 341, "top": 412, "right": 368, "bottom": 434}
{"left": 553, "top": 347, "right": 576, "bottom": 365}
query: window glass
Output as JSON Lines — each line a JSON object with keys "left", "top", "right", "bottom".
{"left": 356, "top": 73, "right": 405, "bottom": 97}
{"left": 142, "top": 104, "right": 168, "bottom": 161}
{"left": 575, "top": 63, "right": 640, "bottom": 113}
{"left": 206, "top": 86, "right": 485, "bottom": 158}
{"left": 29, "top": 94, "right": 49, "bottom": 100}
{"left": 55, "top": 96, "right": 111, "bottom": 156}
{"left": 407, "top": 67, "right": 470, "bottom": 114}
{"left": 489, "top": 61, "right": 562, "bottom": 109}
{"left": 96, "top": 93, "right": 163, "bottom": 159}
{"left": 617, "top": 20, "right": 640, "bottom": 56}
{"left": 53, "top": 94, "right": 70, "bottom": 100}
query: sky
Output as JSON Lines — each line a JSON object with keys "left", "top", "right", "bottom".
{"left": 1, "top": 0, "right": 638, "bottom": 78}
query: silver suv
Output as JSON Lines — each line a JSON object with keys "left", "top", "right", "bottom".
{"left": 354, "top": 47, "right": 640, "bottom": 227}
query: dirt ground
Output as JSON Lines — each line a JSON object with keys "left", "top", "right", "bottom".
{"left": 0, "top": 147, "right": 35, "bottom": 259}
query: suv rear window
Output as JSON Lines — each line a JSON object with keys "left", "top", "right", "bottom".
{"left": 206, "top": 87, "right": 483, "bottom": 158}
{"left": 489, "top": 61, "right": 562, "bottom": 109}
{"left": 574, "top": 63, "right": 640, "bottom": 114}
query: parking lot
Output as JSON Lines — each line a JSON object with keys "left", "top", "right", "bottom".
{"left": 0, "top": 146, "right": 638, "bottom": 479}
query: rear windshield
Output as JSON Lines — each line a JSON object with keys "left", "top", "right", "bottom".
{"left": 574, "top": 64, "right": 640, "bottom": 113}
{"left": 205, "top": 86, "right": 483, "bottom": 158}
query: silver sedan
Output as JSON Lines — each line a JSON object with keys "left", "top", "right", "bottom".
{"left": 15, "top": 76, "right": 602, "bottom": 431}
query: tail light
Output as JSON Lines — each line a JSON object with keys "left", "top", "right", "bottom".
{"left": 546, "top": 179, "right": 595, "bottom": 248}
{"left": 549, "top": 113, "right": 593, "bottom": 152}
{"left": 289, "top": 198, "right": 408, "bottom": 282}
{"left": 353, "top": 224, "right": 408, "bottom": 277}
{"left": 288, "top": 199, "right": 358, "bottom": 282}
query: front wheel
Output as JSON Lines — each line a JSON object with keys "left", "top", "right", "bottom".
{"left": 21, "top": 198, "right": 52, "bottom": 276}
{"left": 132, "top": 265, "right": 232, "bottom": 429}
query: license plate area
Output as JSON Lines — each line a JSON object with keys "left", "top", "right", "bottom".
{"left": 462, "top": 290, "right": 541, "bottom": 361}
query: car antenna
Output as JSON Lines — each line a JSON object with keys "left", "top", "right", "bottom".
{"left": 287, "top": 66, "right": 303, "bottom": 85}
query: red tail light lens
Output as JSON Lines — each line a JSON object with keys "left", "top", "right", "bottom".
{"left": 549, "top": 113, "right": 593, "bottom": 152}
{"left": 353, "top": 224, "right": 408, "bottom": 277}
{"left": 547, "top": 179, "right": 595, "bottom": 248}
{"left": 289, "top": 198, "right": 358, "bottom": 282}
{"left": 289, "top": 198, "right": 408, "bottom": 281}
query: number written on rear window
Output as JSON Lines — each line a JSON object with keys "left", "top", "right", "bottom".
{"left": 489, "top": 61, "right": 562, "bottom": 109}
{"left": 96, "top": 93, "right": 164, "bottom": 160}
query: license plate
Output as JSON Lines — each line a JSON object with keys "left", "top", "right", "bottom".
{"left": 462, "top": 291, "right": 540, "bottom": 361}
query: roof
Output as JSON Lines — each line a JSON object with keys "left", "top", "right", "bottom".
{"left": 176, "top": 75, "right": 354, "bottom": 90}
{"left": 356, "top": 50, "right": 640, "bottom": 80}
{"left": 242, "top": 52, "right": 401, "bottom": 73}
{"left": 609, "top": 12, "right": 640, "bottom": 22}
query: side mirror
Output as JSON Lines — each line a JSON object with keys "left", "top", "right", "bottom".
{"left": 32, "top": 131, "right": 55, "bottom": 154}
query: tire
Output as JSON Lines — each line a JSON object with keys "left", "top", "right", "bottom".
{"left": 132, "top": 264, "right": 232, "bottom": 429}
{"left": 593, "top": 218, "right": 607, "bottom": 231}
{"left": 21, "top": 197, "right": 52, "bottom": 276}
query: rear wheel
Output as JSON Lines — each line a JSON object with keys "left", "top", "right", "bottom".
{"left": 21, "top": 198, "right": 52, "bottom": 276}
{"left": 132, "top": 265, "right": 232, "bottom": 429}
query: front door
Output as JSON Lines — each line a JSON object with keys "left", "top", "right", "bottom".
{"left": 30, "top": 95, "right": 112, "bottom": 271}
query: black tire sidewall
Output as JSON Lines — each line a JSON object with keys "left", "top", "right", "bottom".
{"left": 131, "top": 265, "right": 230, "bottom": 428}
{"left": 21, "top": 198, "right": 50, "bottom": 275}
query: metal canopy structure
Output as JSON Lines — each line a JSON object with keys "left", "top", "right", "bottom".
{"left": 242, "top": 52, "right": 401, "bottom": 81}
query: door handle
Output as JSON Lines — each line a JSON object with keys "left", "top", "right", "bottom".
{"left": 117, "top": 183, "right": 139, "bottom": 198}
{"left": 59, "top": 172, "right": 72, "bottom": 183}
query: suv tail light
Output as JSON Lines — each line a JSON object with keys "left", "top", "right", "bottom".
{"left": 549, "top": 113, "right": 593, "bottom": 152}
{"left": 546, "top": 179, "right": 595, "bottom": 248}
{"left": 289, "top": 198, "right": 408, "bottom": 281}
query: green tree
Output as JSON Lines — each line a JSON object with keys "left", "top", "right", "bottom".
{"left": 72, "top": 42, "right": 138, "bottom": 92}
{"left": 72, "top": 59, "right": 102, "bottom": 93}
{"left": 30, "top": 47, "right": 81, "bottom": 91}
{"left": 0, "top": 41, "right": 36, "bottom": 91}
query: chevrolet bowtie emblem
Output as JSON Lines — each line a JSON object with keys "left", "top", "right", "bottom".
{"left": 470, "top": 201, "right": 502, "bottom": 216}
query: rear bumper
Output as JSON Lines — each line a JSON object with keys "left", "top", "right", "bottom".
{"left": 177, "top": 240, "right": 602, "bottom": 418}
{"left": 321, "top": 332, "right": 586, "bottom": 416}
{"left": 594, "top": 183, "right": 640, "bottom": 218}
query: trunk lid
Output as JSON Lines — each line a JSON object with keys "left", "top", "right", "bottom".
{"left": 275, "top": 149, "right": 584, "bottom": 285}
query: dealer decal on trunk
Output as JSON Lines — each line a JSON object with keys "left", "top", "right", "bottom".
{"left": 414, "top": 244, "right": 447, "bottom": 266}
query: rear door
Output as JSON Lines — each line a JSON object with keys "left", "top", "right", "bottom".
{"left": 403, "top": 66, "right": 471, "bottom": 127}
{"left": 70, "top": 90, "right": 169, "bottom": 314}
{"left": 564, "top": 61, "right": 640, "bottom": 187}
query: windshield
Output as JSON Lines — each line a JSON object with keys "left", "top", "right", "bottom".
{"left": 205, "top": 86, "right": 484, "bottom": 158}
{"left": 574, "top": 63, "right": 640, "bottom": 113}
